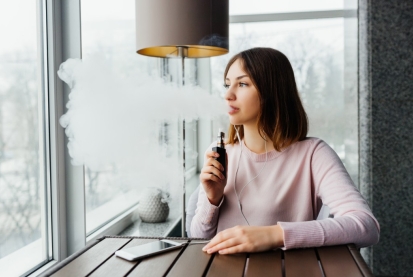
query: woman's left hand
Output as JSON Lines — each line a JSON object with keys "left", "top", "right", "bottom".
{"left": 202, "top": 225, "right": 284, "bottom": 254}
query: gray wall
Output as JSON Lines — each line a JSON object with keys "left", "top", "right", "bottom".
{"left": 359, "top": 1, "right": 413, "bottom": 276}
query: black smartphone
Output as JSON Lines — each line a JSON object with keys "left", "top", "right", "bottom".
{"left": 115, "top": 239, "right": 184, "bottom": 261}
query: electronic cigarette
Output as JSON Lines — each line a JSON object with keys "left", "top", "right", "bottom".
{"left": 212, "top": 129, "right": 226, "bottom": 178}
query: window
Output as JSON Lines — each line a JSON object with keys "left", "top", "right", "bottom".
{"left": 81, "top": 0, "right": 150, "bottom": 236}
{"left": 0, "top": 1, "right": 50, "bottom": 276}
{"left": 211, "top": 3, "right": 359, "bottom": 186}
{"left": 0, "top": 1, "right": 359, "bottom": 276}
{"left": 80, "top": 0, "right": 200, "bottom": 236}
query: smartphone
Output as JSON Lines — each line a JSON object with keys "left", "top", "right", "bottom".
{"left": 115, "top": 239, "right": 185, "bottom": 261}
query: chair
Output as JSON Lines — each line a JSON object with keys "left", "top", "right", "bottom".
{"left": 185, "top": 185, "right": 200, "bottom": 237}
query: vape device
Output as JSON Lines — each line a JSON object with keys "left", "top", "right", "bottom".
{"left": 212, "top": 129, "right": 226, "bottom": 178}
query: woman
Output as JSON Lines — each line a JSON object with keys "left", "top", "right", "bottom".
{"left": 190, "top": 47, "right": 379, "bottom": 255}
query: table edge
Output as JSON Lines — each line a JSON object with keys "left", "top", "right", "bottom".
{"left": 347, "top": 244, "right": 375, "bottom": 277}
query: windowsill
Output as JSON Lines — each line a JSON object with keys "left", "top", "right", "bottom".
{"left": 119, "top": 206, "right": 181, "bottom": 237}
{"left": 0, "top": 239, "right": 47, "bottom": 277}
{"left": 86, "top": 189, "right": 141, "bottom": 235}
{"left": 119, "top": 173, "right": 200, "bottom": 237}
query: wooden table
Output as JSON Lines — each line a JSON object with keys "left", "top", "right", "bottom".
{"left": 42, "top": 236, "right": 374, "bottom": 277}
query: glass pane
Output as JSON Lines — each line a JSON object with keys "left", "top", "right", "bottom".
{"left": 0, "top": 0, "right": 48, "bottom": 275}
{"left": 211, "top": 17, "right": 359, "bottom": 186}
{"left": 81, "top": 0, "right": 142, "bottom": 234}
{"left": 81, "top": 0, "right": 196, "bottom": 234}
{"left": 230, "top": 0, "right": 357, "bottom": 15}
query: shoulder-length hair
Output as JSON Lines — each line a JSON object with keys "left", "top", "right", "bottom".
{"left": 225, "top": 47, "right": 308, "bottom": 151}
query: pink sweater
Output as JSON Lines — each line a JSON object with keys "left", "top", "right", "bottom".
{"left": 190, "top": 137, "right": 380, "bottom": 249}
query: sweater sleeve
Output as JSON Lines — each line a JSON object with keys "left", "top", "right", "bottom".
{"left": 190, "top": 184, "right": 223, "bottom": 238}
{"left": 278, "top": 140, "right": 380, "bottom": 249}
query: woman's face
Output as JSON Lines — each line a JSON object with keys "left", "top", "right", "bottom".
{"left": 224, "top": 59, "right": 261, "bottom": 127}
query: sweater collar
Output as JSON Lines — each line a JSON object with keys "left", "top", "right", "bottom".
{"left": 241, "top": 140, "right": 286, "bottom": 162}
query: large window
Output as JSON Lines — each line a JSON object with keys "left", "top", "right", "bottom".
{"left": 80, "top": 0, "right": 200, "bottom": 236}
{"left": 0, "top": 1, "right": 49, "bottom": 276}
{"left": 0, "top": 1, "right": 359, "bottom": 276}
{"left": 81, "top": 0, "right": 150, "bottom": 236}
{"left": 211, "top": 3, "right": 358, "bottom": 186}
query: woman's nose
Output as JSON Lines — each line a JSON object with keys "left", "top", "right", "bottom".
{"left": 224, "top": 86, "right": 235, "bottom": 101}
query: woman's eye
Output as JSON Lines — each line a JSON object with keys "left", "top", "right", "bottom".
{"left": 223, "top": 84, "right": 230, "bottom": 89}
{"left": 239, "top": 82, "right": 248, "bottom": 87}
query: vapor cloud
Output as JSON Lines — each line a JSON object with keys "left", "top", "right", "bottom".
{"left": 58, "top": 57, "right": 226, "bottom": 194}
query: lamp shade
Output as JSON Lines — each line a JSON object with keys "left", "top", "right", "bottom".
{"left": 135, "top": 0, "right": 229, "bottom": 58}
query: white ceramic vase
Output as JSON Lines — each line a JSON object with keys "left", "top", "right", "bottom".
{"left": 137, "top": 187, "right": 170, "bottom": 223}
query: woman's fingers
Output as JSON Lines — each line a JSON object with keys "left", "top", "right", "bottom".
{"left": 201, "top": 166, "right": 225, "bottom": 180}
{"left": 200, "top": 151, "right": 227, "bottom": 205}
{"left": 203, "top": 227, "right": 238, "bottom": 252}
{"left": 218, "top": 245, "right": 246, "bottom": 255}
{"left": 204, "top": 239, "right": 251, "bottom": 255}
{"left": 204, "top": 157, "right": 225, "bottom": 172}
{"left": 200, "top": 172, "right": 221, "bottom": 183}
{"left": 205, "top": 238, "right": 241, "bottom": 254}
{"left": 202, "top": 226, "right": 283, "bottom": 255}
{"left": 206, "top": 150, "right": 220, "bottom": 159}
{"left": 205, "top": 152, "right": 225, "bottom": 171}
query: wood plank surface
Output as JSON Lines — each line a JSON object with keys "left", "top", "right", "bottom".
{"left": 48, "top": 239, "right": 372, "bottom": 277}
{"left": 88, "top": 238, "right": 157, "bottom": 277}
{"left": 245, "top": 250, "right": 282, "bottom": 277}
{"left": 166, "top": 242, "right": 213, "bottom": 277}
{"left": 205, "top": 253, "right": 247, "bottom": 277}
{"left": 317, "top": 245, "right": 363, "bottom": 277}
{"left": 126, "top": 239, "right": 188, "bottom": 277}
{"left": 347, "top": 244, "right": 374, "bottom": 277}
{"left": 51, "top": 238, "right": 131, "bottom": 277}
{"left": 284, "top": 248, "right": 323, "bottom": 277}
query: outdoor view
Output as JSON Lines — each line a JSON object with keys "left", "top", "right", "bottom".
{"left": 0, "top": 0, "right": 47, "bottom": 275}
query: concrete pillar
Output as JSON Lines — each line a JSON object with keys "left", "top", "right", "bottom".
{"left": 359, "top": 1, "right": 413, "bottom": 275}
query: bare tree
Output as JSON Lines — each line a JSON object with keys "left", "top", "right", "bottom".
{"left": 0, "top": 50, "right": 40, "bottom": 258}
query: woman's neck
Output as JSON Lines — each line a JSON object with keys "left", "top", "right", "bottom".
{"left": 242, "top": 124, "right": 275, "bottom": 154}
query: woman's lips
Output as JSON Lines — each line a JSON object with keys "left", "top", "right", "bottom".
{"left": 228, "top": 106, "right": 239, "bottom": 115}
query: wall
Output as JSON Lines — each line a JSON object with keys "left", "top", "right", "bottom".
{"left": 359, "top": 1, "right": 413, "bottom": 276}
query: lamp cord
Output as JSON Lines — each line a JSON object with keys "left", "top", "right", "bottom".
{"left": 234, "top": 127, "right": 268, "bottom": 226}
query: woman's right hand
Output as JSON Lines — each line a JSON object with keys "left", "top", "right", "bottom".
{"left": 200, "top": 151, "right": 227, "bottom": 206}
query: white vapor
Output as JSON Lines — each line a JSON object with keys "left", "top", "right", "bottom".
{"left": 58, "top": 57, "right": 226, "bottom": 196}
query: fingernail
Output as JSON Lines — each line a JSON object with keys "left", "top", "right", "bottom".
{"left": 202, "top": 246, "right": 206, "bottom": 251}
{"left": 207, "top": 249, "right": 213, "bottom": 253}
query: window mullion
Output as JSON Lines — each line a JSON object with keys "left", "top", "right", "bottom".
{"left": 46, "top": 0, "right": 85, "bottom": 262}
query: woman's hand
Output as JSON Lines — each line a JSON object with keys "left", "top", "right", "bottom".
{"left": 199, "top": 151, "right": 227, "bottom": 206}
{"left": 202, "top": 225, "right": 284, "bottom": 254}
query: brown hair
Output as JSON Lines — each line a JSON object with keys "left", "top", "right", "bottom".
{"left": 225, "top": 47, "right": 308, "bottom": 151}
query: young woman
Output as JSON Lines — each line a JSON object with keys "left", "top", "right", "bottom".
{"left": 190, "top": 47, "right": 379, "bottom": 255}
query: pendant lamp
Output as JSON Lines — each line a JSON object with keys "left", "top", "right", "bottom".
{"left": 136, "top": 0, "right": 228, "bottom": 58}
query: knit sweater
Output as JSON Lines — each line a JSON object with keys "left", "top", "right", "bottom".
{"left": 190, "top": 137, "right": 380, "bottom": 249}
